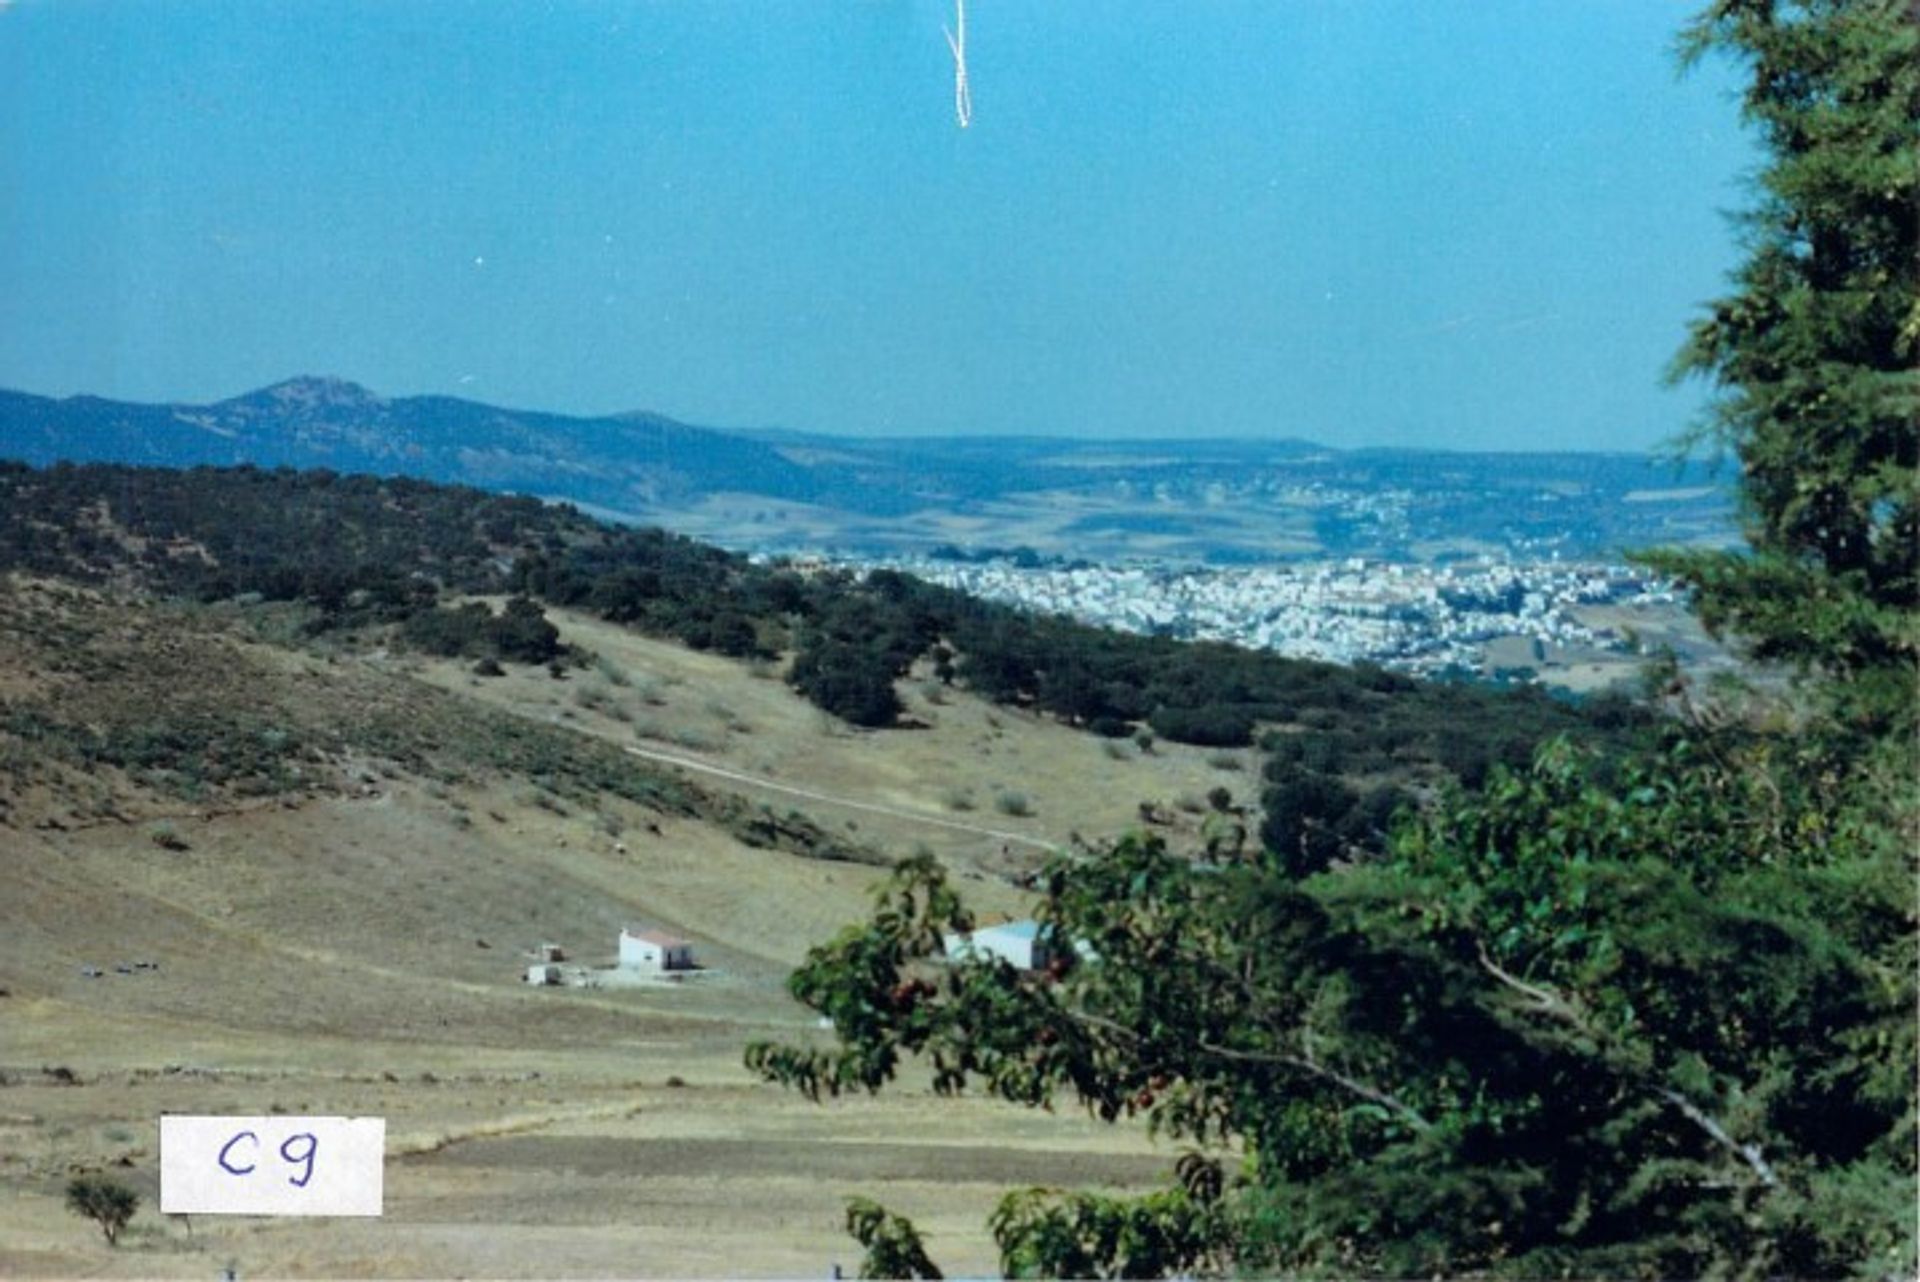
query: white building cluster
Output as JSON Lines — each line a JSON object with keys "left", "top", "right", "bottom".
{"left": 857, "top": 555, "right": 1676, "bottom": 674}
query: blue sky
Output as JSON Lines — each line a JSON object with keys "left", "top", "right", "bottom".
{"left": 0, "top": 2, "right": 1755, "bottom": 450}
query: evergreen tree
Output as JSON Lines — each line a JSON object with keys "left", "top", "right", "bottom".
{"left": 1647, "top": 0, "right": 1918, "bottom": 722}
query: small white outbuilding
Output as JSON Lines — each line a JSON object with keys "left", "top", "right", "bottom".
{"left": 524, "top": 963, "right": 561, "bottom": 986}
{"left": 943, "top": 919, "right": 1055, "bottom": 972}
{"left": 619, "top": 927, "right": 694, "bottom": 972}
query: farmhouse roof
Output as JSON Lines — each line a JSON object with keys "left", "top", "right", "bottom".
{"left": 624, "top": 927, "right": 691, "bottom": 948}
{"left": 969, "top": 919, "right": 1043, "bottom": 942}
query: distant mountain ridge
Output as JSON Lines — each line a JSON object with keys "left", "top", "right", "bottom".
{"left": 0, "top": 377, "right": 1735, "bottom": 563}
{"left": 0, "top": 376, "right": 822, "bottom": 513}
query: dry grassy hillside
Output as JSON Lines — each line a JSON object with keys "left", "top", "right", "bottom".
{"left": 0, "top": 578, "right": 1218, "bottom": 1276}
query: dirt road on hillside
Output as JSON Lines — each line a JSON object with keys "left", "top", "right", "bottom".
{"left": 620, "top": 743, "right": 1056, "bottom": 850}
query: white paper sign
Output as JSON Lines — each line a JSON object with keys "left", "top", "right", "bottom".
{"left": 161, "top": 1115, "right": 384, "bottom": 1217}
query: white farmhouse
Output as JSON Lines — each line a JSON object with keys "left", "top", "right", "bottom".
{"left": 943, "top": 920, "right": 1057, "bottom": 972}
{"left": 619, "top": 927, "right": 694, "bottom": 972}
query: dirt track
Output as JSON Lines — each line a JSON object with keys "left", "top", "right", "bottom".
{"left": 622, "top": 741, "right": 1057, "bottom": 849}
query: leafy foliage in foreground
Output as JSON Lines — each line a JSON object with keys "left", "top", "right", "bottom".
{"left": 749, "top": 717, "right": 1915, "bottom": 1277}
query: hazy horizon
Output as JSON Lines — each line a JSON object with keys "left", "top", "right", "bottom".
{"left": 0, "top": 371, "right": 1726, "bottom": 461}
{"left": 2, "top": 2, "right": 1756, "bottom": 451}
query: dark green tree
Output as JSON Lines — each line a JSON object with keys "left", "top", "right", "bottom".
{"left": 789, "top": 640, "right": 903, "bottom": 728}
{"left": 492, "top": 594, "right": 563, "bottom": 664}
{"left": 1257, "top": 771, "right": 1360, "bottom": 878}
{"left": 1646, "top": 0, "right": 1918, "bottom": 722}
{"left": 65, "top": 1174, "right": 138, "bottom": 1247}
{"left": 845, "top": 1198, "right": 944, "bottom": 1279}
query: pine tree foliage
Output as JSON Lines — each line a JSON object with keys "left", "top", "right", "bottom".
{"left": 1648, "top": 0, "right": 1918, "bottom": 713}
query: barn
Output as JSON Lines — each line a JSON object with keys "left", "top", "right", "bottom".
{"left": 619, "top": 927, "right": 694, "bottom": 972}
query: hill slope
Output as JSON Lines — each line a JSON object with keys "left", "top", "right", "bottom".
{"left": 0, "top": 578, "right": 1195, "bottom": 1276}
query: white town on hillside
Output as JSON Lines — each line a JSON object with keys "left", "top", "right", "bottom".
{"left": 795, "top": 554, "right": 1682, "bottom": 676}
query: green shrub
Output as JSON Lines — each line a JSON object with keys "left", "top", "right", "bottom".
{"left": 65, "top": 1174, "right": 137, "bottom": 1246}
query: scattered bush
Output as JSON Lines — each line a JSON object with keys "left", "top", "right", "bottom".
{"left": 403, "top": 596, "right": 563, "bottom": 665}
{"left": 993, "top": 789, "right": 1033, "bottom": 817}
{"left": 1148, "top": 703, "right": 1255, "bottom": 748}
{"left": 65, "top": 1174, "right": 138, "bottom": 1246}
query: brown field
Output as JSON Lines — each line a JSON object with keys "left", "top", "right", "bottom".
{"left": 0, "top": 585, "right": 1240, "bottom": 1277}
